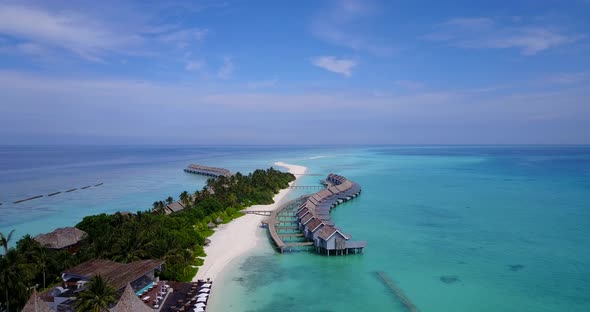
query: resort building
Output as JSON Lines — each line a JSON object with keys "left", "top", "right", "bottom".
{"left": 164, "top": 201, "right": 186, "bottom": 214}
{"left": 109, "top": 284, "right": 153, "bottom": 312}
{"left": 34, "top": 227, "right": 87, "bottom": 253}
{"left": 22, "top": 289, "right": 53, "bottom": 312}
{"left": 42, "top": 259, "right": 163, "bottom": 311}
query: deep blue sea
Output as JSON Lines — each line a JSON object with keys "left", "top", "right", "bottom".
{"left": 1, "top": 145, "right": 589, "bottom": 311}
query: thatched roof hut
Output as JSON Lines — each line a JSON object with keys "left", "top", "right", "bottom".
{"left": 21, "top": 289, "right": 53, "bottom": 312}
{"left": 207, "top": 222, "right": 216, "bottom": 229}
{"left": 34, "top": 227, "right": 87, "bottom": 250}
{"left": 215, "top": 217, "right": 223, "bottom": 224}
{"left": 110, "top": 283, "right": 153, "bottom": 312}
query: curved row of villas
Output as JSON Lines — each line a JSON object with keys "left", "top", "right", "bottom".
{"left": 184, "top": 164, "right": 232, "bottom": 177}
{"left": 295, "top": 174, "right": 366, "bottom": 255}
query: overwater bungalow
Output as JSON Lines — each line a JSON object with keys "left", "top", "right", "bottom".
{"left": 269, "top": 173, "right": 365, "bottom": 256}
{"left": 296, "top": 208, "right": 310, "bottom": 219}
{"left": 34, "top": 227, "right": 87, "bottom": 253}
{"left": 304, "top": 218, "right": 325, "bottom": 240}
{"left": 299, "top": 214, "right": 315, "bottom": 230}
{"left": 316, "top": 226, "right": 363, "bottom": 256}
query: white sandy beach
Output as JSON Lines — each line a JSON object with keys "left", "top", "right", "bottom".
{"left": 193, "top": 162, "right": 306, "bottom": 282}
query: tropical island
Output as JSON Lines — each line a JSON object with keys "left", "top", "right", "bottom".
{"left": 0, "top": 166, "right": 295, "bottom": 311}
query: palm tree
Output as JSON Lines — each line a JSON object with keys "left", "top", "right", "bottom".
{"left": 35, "top": 247, "right": 49, "bottom": 289}
{"left": 75, "top": 275, "right": 116, "bottom": 312}
{"left": 16, "top": 235, "right": 49, "bottom": 289}
{"left": 0, "top": 249, "right": 30, "bottom": 312}
{"left": 179, "top": 191, "right": 190, "bottom": 207}
{"left": 0, "top": 229, "right": 15, "bottom": 254}
{"left": 112, "top": 232, "right": 147, "bottom": 264}
{"left": 166, "top": 196, "right": 174, "bottom": 204}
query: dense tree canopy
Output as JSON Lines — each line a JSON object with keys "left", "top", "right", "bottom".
{"left": 0, "top": 167, "right": 295, "bottom": 311}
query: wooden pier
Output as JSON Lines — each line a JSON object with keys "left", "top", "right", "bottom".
{"left": 184, "top": 164, "right": 232, "bottom": 177}
{"left": 376, "top": 271, "right": 420, "bottom": 312}
{"left": 275, "top": 225, "right": 299, "bottom": 230}
{"left": 279, "top": 233, "right": 304, "bottom": 237}
{"left": 288, "top": 185, "right": 325, "bottom": 190}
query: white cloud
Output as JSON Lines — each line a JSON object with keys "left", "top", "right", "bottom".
{"left": 0, "top": 4, "right": 209, "bottom": 62}
{"left": 185, "top": 60, "right": 206, "bottom": 71}
{"left": 1, "top": 70, "right": 589, "bottom": 144}
{"left": 310, "top": 0, "right": 394, "bottom": 56}
{"left": 217, "top": 56, "right": 234, "bottom": 79}
{"left": 311, "top": 56, "right": 357, "bottom": 77}
{"left": 153, "top": 28, "right": 208, "bottom": 48}
{"left": 0, "top": 4, "right": 142, "bottom": 61}
{"left": 424, "top": 17, "right": 584, "bottom": 55}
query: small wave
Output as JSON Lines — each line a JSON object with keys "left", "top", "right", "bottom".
{"left": 307, "top": 155, "right": 335, "bottom": 160}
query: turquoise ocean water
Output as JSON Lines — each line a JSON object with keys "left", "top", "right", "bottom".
{"left": 1, "top": 145, "right": 589, "bottom": 311}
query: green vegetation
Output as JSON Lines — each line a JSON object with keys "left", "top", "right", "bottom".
{"left": 0, "top": 167, "right": 295, "bottom": 311}
{"left": 75, "top": 275, "right": 116, "bottom": 312}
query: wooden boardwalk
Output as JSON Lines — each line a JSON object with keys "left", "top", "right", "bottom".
{"left": 376, "top": 271, "right": 420, "bottom": 312}
{"left": 285, "top": 242, "right": 314, "bottom": 247}
{"left": 279, "top": 233, "right": 304, "bottom": 237}
{"left": 288, "top": 185, "right": 325, "bottom": 190}
{"left": 275, "top": 226, "right": 299, "bottom": 230}
{"left": 267, "top": 196, "right": 309, "bottom": 252}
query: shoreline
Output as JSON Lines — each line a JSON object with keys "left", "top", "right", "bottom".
{"left": 192, "top": 161, "right": 307, "bottom": 282}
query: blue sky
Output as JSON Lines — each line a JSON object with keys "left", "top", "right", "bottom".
{"left": 0, "top": 0, "right": 589, "bottom": 144}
